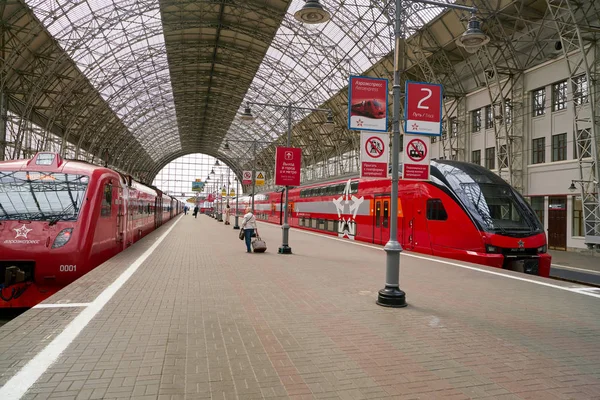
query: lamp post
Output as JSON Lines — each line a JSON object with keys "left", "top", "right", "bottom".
{"left": 293, "top": 0, "right": 488, "bottom": 305}
{"left": 240, "top": 102, "right": 334, "bottom": 254}
{"left": 233, "top": 176, "right": 240, "bottom": 229}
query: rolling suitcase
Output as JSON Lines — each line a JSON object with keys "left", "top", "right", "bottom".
{"left": 252, "top": 235, "right": 267, "bottom": 253}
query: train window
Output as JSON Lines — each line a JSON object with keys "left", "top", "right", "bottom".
{"left": 383, "top": 201, "right": 389, "bottom": 228}
{"left": 101, "top": 184, "right": 112, "bottom": 217}
{"left": 351, "top": 181, "right": 359, "bottom": 193}
{"left": 375, "top": 201, "right": 381, "bottom": 227}
{"left": 427, "top": 199, "right": 448, "bottom": 221}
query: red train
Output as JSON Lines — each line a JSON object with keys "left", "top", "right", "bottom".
{"left": 0, "top": 152, "right": 184, "bottom": 308}
{"left": 234, "top": 160, "right": 552, "bottom": 277}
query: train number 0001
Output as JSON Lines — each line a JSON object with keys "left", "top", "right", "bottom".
{"left": 59, "top": 264, "right": 77, "bottom": 272}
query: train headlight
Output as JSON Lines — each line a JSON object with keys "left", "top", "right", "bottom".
{"left": 485, "top": 244, "right": 501, "bottom": 254}
{"left": 52, "top": 228, "right": 73, "bottom": 249}
{"left": 537, "top": 245, "right": 547, "bottom": 254}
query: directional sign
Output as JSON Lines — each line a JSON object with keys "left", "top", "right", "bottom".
{"left": 404, "top": 81, "right": 443, "bottom": 136}
{"left": 255, "top": 171, "right": 266, "bottom": 186}
{"left": 360, "top": 131, "right": 389, "bottom": 178}
{"left": 242, "top": 170, "right": 252, "bottom": 185}
{"left": 402, "top": 134, "right": 431, "bottom": 180}
{"left": 275, "top": 147, "right": 302, "bottom": 186}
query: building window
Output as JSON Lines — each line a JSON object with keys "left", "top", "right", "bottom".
{"left": 573, "top": 129, "right": 591, "bottom": 159}
{"left": 532, "top": 88, "right": 545, "bottom": 116}
{"left": 485, "top": 147, "right": 495, "bottom": 170}
{"left": 472, "top": 149, "right": 481, "bottom": 165}
{"left": 450, "top": 117, "right": 458, "bottom": 137}
{"left": 572, "top": 196, "right": 584, "bottom": 236}
{"left": 573, "top": 75, "right": 588, "bottom": 105}
{"left": 498, "top": 144, "right": 508, "bottom": 168}
{"left": 504, "top": 100, "right": 512, "bottom": 125}
{"left": 552, "top": 80, "right": 567, "bottom": 111}
{"left": 530, "top": 197, "right": 545, "bottom": 227}
{"left": 551, "top": 133, "right": 567, "bottom": 161}
{"left": 485, "top": 105, "right": 494, "bottom": 129}
{"left": 427, "top": 199, "right": 448, "bottom": 221}
{"left": 472, "top": 109, "right": 482, "bottom": 132}
{"left": 532, "top": 137, "right": 545, "bottom": 164}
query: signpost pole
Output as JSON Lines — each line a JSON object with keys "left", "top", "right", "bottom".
{"left": 377, "top": 0, "right": 407, "bottom": 308}
{"left": 278, "top": 104, "right": 293, "bottom": 254}
{"left": 251, "top": 140, "right": 256, "bottom": 214}
{"left": 234, "top": 177, "right": 240, "bottom": 229}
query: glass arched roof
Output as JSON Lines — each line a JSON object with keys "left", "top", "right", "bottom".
{"left": 3, "top": 0, "right": 582, "bottom": 183}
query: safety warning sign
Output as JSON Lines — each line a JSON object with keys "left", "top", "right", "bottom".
{"left": 402, "top": 134, "right": 430, "bottom": 181}
{"left": 255, "top": 171, "right": 265, "bottom": 186}
{"left": 360, "top": 131, "right": 389, "bottom": 178}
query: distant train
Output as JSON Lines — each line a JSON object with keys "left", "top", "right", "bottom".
{"left": 0, "top": 152, "right": 184, "bottom": 308}
{"left": 234, "top": 160, "right": 552, "bottom": 277}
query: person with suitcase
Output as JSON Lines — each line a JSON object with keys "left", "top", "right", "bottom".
{"left": 240, "top": 207, "right": 257, "bottom": 253}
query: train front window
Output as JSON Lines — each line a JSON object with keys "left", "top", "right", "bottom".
{"left": 0, "top": 171, "right": 89, "bottom": 222}
{"left": 459, "top": 183, "right": 542, "bottom": 234}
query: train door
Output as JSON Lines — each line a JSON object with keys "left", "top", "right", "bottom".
{"left": 548, "top": 196, "right": 567, "bottom": 250}
{"left": 115, "top": 185, "right": 125, "bottom": 248}
{"left": 154, "top": 197, "right": 162, "bottom": 228}
{"left": 373, "top": 195, "right": 390, "bottom": 245}
{"left": 402, "top": 195, "right": 415, "bottom": 250}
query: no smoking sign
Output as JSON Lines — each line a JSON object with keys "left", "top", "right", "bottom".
{"left": 402, "top": 134, "right": 431, "bottom": 181}
{"left": 360, "top": 131, "right": 389, "bottom": 178}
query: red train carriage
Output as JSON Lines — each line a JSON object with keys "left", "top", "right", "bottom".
{"left": 233, "top": 160, "right": 551, "bottom": 277}
{"left": 0, "top": 152, "right": 183, "bottom": 308}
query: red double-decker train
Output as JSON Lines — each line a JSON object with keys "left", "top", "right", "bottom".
{"left": 0, "top": 152, "right": 184, "bottom": 308}
{"left": 234, "top": 160, "right": 551, "bottom": 277}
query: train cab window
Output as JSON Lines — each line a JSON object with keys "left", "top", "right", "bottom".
{"left": 427, "top": 199, "right": 448, "bottom": 221}
{"left": 350, "top": 181, "right": 359, "bottom": 193}
{"left": 101, "top": 183, "right": 112, "bottom": 217}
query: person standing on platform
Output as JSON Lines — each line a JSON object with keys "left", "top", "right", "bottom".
{"left": 224, "top": 203, "right": 231, "bottom": 225}
{"left": 184, "top": 205, "right": 188, "bottom": 215}
{"left": 240, "top": 207, "right": 257, "bottom": 253}
{"left": 193, "top": 205, "right": 199, "bottom": 218}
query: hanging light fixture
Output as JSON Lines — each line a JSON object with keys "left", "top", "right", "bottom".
{"left": 224, "top": 140, "right": 230, "bottom": 151}
{"left": 294, "top": 0, "right": 331, "bottom": 25}
{"left": 210, "top": 168, "right": 215, "bottom": 175}
{"left": 214, "top": 159, "right": 221, "bottom": 166}
{"left": 323, "top": 111, "right": 335, "bottom": 133}
{"left": 456, "top": 14, "right": 490, "bottom": 54}
{"left": 240, "top": 104, "right": 254, "bottom": 124}
{"left": 568, "top": 181, "right": 577, "bottom": 192}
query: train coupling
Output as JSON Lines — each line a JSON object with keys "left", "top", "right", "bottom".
{"left": 504, "top": 257, "right": 539, "bottom": 275}
{"left": 4, "top": 266, "right": 26, "bottom": 287}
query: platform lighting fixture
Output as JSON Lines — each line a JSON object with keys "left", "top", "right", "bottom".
{"left": 210, "top": 168, "right": 215, "bottom": 175}
{"left": 569, "top": 179, "right": 598, "bottom": 192}
{"left": 240, "top": 105, "right": 254, "bottom": 123}
{"left": 456, "top": 14, "right": 490, "bottom": 54}
{"left": 224, "top": 140, "right": 230, "bottom": 151}
{"left": 294, "top": 0, "right": 331, "bottom": 24}
{"left": 214, "top": 159, "right": 221, "bottom": 166}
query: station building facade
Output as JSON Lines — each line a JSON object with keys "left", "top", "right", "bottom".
{"left": 429, "top": 55, "right": 595, "bottom": 252}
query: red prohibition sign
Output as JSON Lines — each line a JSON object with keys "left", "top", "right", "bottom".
{"left": 365, "top": 137, "right": 385, "bottom": 158}
{"left": 407, "top": 138, "right": 427, "bottom": 162}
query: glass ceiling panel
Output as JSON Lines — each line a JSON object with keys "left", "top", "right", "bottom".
{"left": 24, "top": 0, "right": 180, "bottom": 162}
{"left": 236, "top": 0, "right": 451, "bottom": 146}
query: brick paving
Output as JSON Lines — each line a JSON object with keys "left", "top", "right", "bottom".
{"left": 1, "top": 213, "right": 600, "bottom": 399}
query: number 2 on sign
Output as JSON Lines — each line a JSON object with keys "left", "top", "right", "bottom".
{"left": 417, "top": 88, "right": 432, "bottom": 110}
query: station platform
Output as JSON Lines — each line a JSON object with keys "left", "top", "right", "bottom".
{"left": 1, "top": 214, "right": 600, "bottom": 400}
{"left": 549, "top": 249, "right": 600, "bottom": 286}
